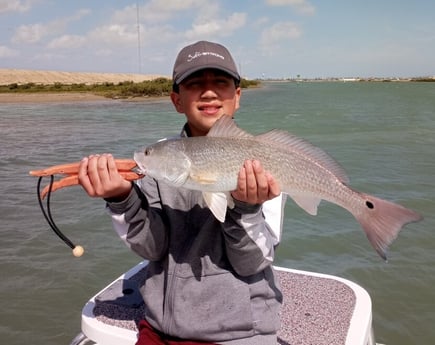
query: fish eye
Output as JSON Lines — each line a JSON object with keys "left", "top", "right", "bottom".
{"left": 145, "top": 148, "right": 151, "bottom": 156}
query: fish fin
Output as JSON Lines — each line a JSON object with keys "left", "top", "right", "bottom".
{"left": 203, "top": 192, "right": 229, "bottom": 222}
{"left": 190, "top": 173, "right": 218, "bottom": 185}
{"left": 289, "top": 193, "right": 321, "bottom": 215}
{"left": 352, "top": 192, "right": 423, "bottom": 260}
{"left": 207, "top": 116, "right": 253, "bottom": 138}
{"left": 256, "top": 130, "right": 349, "bottom": 184}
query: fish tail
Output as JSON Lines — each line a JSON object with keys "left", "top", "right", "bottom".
{"left": 353, "top": 193, "right": 422, "bottom": 260}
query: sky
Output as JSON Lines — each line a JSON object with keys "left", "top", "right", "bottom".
{"left": 1, "top": 0, "right": 434, "bottom": 79}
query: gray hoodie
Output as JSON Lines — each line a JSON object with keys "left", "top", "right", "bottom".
{"left": 107, "top": 127, "right": 286, "bottom": 344}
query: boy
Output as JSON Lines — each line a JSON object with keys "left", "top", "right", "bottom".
{"left": 79, "top": 41, "right": 285, "bottom": 345}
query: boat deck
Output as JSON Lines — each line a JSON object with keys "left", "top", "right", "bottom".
{"left": 80, "top": 262, "right": 375, "bottom": 345}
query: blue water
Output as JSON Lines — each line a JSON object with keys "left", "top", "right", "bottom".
{"left": 1, "top": 82, "right": 434, "bottom": 344}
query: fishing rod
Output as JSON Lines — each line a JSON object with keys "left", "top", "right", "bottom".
{"left": 36, "top": 175, "right": 84, "bottom": 257}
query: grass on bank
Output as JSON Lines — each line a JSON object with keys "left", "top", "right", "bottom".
{"left": 0, "top": 77, "right": 260, "bottom": 99}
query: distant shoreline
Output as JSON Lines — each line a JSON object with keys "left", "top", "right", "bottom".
{"left": 0, "top": 68, "right": 167, "bottom": 86}
{"left": 0, "top": 69, "right": 171, "bottom": 103}
{"left": 1, "top": 68, "right": 433, "bottom": 104}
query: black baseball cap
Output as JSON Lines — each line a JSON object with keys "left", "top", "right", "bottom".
{"left": 172, "top": 41, "right": 240, "bottom": 85}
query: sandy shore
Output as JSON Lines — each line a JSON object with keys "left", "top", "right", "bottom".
{"left": 0, "top": 69, "right": 169, "bottom": 103}
{"left": 0, "top": 69, "right": 166, "bottom": 85}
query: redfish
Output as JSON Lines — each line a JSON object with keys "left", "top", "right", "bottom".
{"left": 134, "top": 116, "right": 422, "bottom": 259}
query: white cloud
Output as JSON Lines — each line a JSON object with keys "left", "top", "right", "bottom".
{"left": 70, "top": 8, "right": 91, "bottom": 21}
{"left": 102, "top": 0, "right": 206, "bottom": 25}
{"left": 88, "top": 24, "right": 138, "bottom": 46}
{"left": 185, "top": 12, "right": 247, "bottom": 40}
{"left": 193, "top": 1, "right": 220, "bottom": 21}
{"left": 11, "top": 9, "right": 91, "bottom": 44}
{"left": 94, "top": 2, "right": 247, "bottom": 49}
{"left": 110, "top": 5, "right": 139, "bottom": 24}
{"left": 266, "top": 0, "right": 315, "bottom": 15}
{"left": 12, "top": 23, "right": 49, "bottom": 43}
{"left": 47, "top": 35, "right": 86, "bottom": 49}
{"left": 0, "top": 45, "right": 19, "bottom": 57}
{"left": 260, "top": 21, "right": 302, "bottom": 43}
{"left": 255, "top": 16, "right": 271, "bottom": 26}
{"left": 33, "top": 51, "right": 63, "bottom": 60}
{"left": 152, "top": 0, "right": 204, "bottom": 11}
{"left": 141, "top": 0, "right": 205, "bottom": 22}
{"left": 0, "top": 0, "right": 33, "bottom": 14}
{"left": 87, "top": 4, "right": 181, "bottom": 49}
{"left": 88, "top": 1, "right": 244, "bottom": 51}
{"left": 141, "top": 25, "right": 175, "bottom": 44}
{"left": 259, "top": 21, "right": 302, "bottom": 53}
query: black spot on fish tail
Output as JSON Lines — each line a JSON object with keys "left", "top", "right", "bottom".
{"left": 365, "top": 200, "right": 374, "bottom": 209}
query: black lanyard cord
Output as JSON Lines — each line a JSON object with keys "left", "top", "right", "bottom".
{"left": 36, "top": 176, "right": 84, "bottom": 257}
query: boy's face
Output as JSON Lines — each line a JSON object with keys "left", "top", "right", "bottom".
{"left": 170, "top": 69, "right": 241, "bottom": 137}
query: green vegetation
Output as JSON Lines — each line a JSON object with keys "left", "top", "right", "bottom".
{"left": 0, "top": 77, "right": 260, "bottom": 99}
{"left": 411, "top": 77, "right": 435, "bottom": 82}
{"left": 239, "top": 78, "right": 260, "bottom": 88}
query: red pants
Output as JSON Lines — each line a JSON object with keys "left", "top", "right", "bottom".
{"left": 136, "top": 319, "right": 218, "bottom": 345}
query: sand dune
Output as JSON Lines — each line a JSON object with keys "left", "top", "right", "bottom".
{"left": 0, "top": 69, "right": 168, "bottom": 85}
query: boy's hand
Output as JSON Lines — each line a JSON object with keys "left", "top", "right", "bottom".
{"left": 231, "top": 160, "right": 281, "bottom": 205}
{"left": 78, "top": 153, "right": 132, "bottom": 200}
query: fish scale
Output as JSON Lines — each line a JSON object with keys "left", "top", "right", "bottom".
{"left": 182, "top": 136, "right": 344, "bottom": 202}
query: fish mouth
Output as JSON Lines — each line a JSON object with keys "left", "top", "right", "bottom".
{"left": 133, "top": 150, "right": 147, "bottom": 175}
